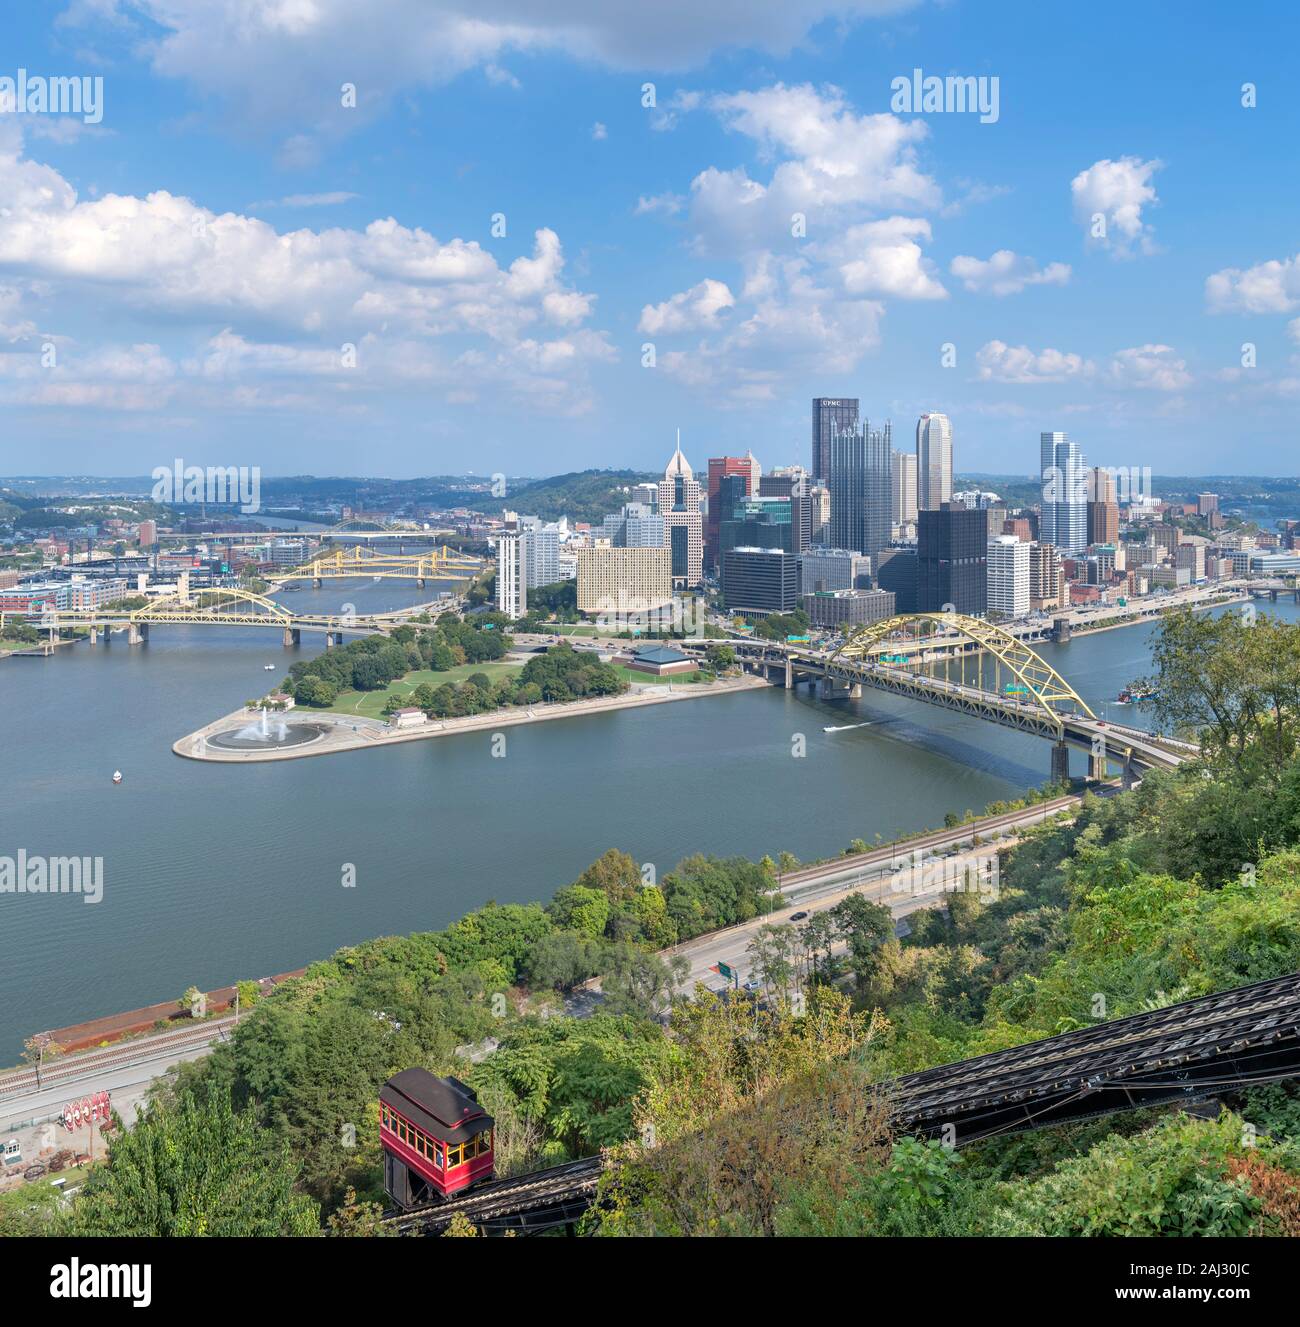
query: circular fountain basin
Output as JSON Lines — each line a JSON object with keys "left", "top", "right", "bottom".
{"left": 207, "top": 720, "right": 331, "bottom": 752}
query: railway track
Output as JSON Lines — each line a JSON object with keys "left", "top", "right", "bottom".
{"left": 383, "top": 1156, "right": 603, "bottom": 1235}
{"left": 383, "top": 972, "right": 1300, "bottom": 1233}
{"left": 892, "top": 970, "right": 1300, "bottom": 1143}
{"left": 0, "top": 1019, "right": 235, "bottom": 1103}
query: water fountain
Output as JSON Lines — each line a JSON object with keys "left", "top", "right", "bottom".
{"left": 206, "top": 708, "right": 331, "bottom": 752}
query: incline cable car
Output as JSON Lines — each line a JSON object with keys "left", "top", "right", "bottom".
{"left": 380, "top": 1069, "right": 495, "bottom": 1208}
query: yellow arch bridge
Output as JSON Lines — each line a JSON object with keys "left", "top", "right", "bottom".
{"left": 273, "top": 544, "right": 481, "bottom": 586}
{"left": 692, "top": 612, "right": 1192, "bottom": 782}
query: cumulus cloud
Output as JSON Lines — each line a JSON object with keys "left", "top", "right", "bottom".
{"left": 949, "top": 250, "right": 1071, "bottom": 296}
{"left": 1070, "top": 156, "right": 1162, "bottom": 256}
{"left": 1105, "top": 344, "right": 1192, "bottom": 391}
{"left": 638, "top": 278, "right": 735, "bottom": 334}
{"left": 975, "top": 340, "right": 1094, "bottom": 383}
{"left": 659, "top": 257, "right": 884, "bottom": 401}
{"left": 688, "top": 83, "right": 940, "bottom": 255}
{"left": 1206, "top": 254, "right": 1300, "bottom": 314}
{"left": 0, "top": 132, "right": 613, "bottom": 415}
{"left": 816, "top": 217, "right": 946, "bottom": 299}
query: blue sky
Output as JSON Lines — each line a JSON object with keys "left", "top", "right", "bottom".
{"left": 1, "top": 1, "right": 1298, "bottom": 480}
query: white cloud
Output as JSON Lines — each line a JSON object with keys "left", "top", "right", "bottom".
{"left": 65, "top": 1, "right": 918, "bottom": 151}
{"left": 687, "top": 83, "right": 940, "bottom": 255}
{"left": 818, "top": 217, "right": 946, "bottom": 300}
{"left": 634, "top": 192, "right": 686, "bottom": 216}
{"left": 1070, "top": 156, "right": 1162, "bottom": 256}
{"left": 975, "top": 340, "right": 1094, "bottom": 383}
{"left": 591, "top": 122, "right": 607, "bottom": 140}
{"left": 639, "top": 278, "right": 735, "bottom": 334}
{"left": 659, "top": 257, "right": 884, "bottom": 401}
{"left": 0, "top": 133, "right": 613, "bottom": 415}
{"left": 949, "top": 250, "right": 1070, "bottom": 296}
{"left": 248, "top": 191, "right": 360, "bottom": 209}
{"left": 1105, "top": 344, "right": 1192, "bottom": 391}
{"left": 1205, "top": 254, "right": 1300, "bottom": 314}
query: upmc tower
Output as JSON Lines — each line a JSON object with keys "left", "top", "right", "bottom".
{"left": 811, "top": 397, "right": 859, "bottom": 486}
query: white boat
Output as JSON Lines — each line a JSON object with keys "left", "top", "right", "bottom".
{"left": 263, "top": 664, "right": 276, "bottom": 670}
{"left": 112, "top": 770, "right": 123, "bottom": 784}
{"left": 823, "top": 722, "right": 873, "bottom": 733}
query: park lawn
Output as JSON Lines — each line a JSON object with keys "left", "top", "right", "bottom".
{"left": 606, "top": 664, "right": 714, "bottom": 688}
{"left": 326, "top": 661, "right": 523, "bottom": 718}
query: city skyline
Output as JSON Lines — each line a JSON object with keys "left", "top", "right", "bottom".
{"left": 1, "top": 5, "right": 1298, "bottom": 479}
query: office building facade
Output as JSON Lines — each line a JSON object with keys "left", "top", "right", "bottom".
{"left": 803, "top": 587, "right": 896, "bottom": 629}
{"left": 891, "top": 450, "right": 918, "bottom": 526}
{"left": 799, "top": 547, "right": 871, "bottom": 596}
{"left": 1040, "top": 432, "right": 1088, "bottom": 555}
{"left": 829, "top": 419, "right": 892, "bottom": 561}
{"left": 720, "top": 547, "right": 800, "bottom": 616}
{"left": 918, "top": 503, "right": 988, "bottom": 615}
{"left": 705, "top": 454, "right": 760, "bottom": 570}
{"left": 811, "top": 397, "right": 859, "bottom": 486}
{"left": 916, "top": 413, "right": 953, "bottom": 511}
{"left": 575, "top": 544, "right": 673, "bottom": 616}
{"left": 657, "top": 442, "right": 704, "bottom": 587}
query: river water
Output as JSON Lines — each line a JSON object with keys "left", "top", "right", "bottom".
{"left": 1, "top": 586, "right": 1292, "bottom": 1062}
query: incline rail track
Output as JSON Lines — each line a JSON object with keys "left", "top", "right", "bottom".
{"left": 893, "top": 970, "right": 1300, "bottom": 1143}
{"left": 383, "top": 972, "right": 1300, "bottom": 1234}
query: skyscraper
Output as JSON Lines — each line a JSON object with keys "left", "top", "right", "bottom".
{"left": 917, "top": 502, "right": 987, "bottom": 615}
{"left": 829, "top": 419, "right": 892, "bottom": 561}
{"left": 1040, "top": 432, "right": 1088, "bottom": 555}
{"left": 812, "top": 397, "right": 859, "bottom": 486}
{"left": 759, "top": 468, "right": 813, "bottom": 553}
{"left": 706, "top": 453, "right": 760, "bottom": 571}
{"left": 891, "top": 450, "right": 918, "bottom": 526}
{"left": 916, "top": 413, "right": 953, "bottom": 511}
{"left": 656, "top": 435, "right": 703, "bottom": 587}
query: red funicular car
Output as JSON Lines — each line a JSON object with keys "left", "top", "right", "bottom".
{"left": 380, "top": 1068, "right": 495, "bottom": 1208}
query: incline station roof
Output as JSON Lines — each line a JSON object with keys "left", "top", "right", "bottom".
{"left": 381, "top": 1068, "right": 494, "bottom": 1143}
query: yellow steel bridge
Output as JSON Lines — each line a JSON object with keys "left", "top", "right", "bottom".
{"left": 273, "top": 544, "right": 481, "bottom": 585}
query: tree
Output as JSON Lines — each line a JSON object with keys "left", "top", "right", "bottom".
{"left": 66, "top": 1084, "right": 318, "bottom": 1236}
{"left": 572, "top": 849, "right": 642, "bottom": 908}
{"left": 831, "top": 895, "right": 895, "bottom": 989}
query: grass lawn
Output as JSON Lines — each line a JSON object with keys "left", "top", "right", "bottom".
{"left": 324, "top": 661, "right": 523, "bottom": 718}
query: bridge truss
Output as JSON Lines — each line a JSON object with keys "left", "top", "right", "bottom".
{"left": 276, "top": 544, "right": 480, "bottom": 584}
{"left": 828, "top": 612, "right": 1096, "bottom": 739}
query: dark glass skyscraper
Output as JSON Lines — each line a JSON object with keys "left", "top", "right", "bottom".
{"left": 917, "top": 502, "right": 988, "bottom": 615}
{"left": 811, "top": 397, "right": 859, "bottom": 486}
{"left": 828, "top": 419, "right": 891, "bottom": 561}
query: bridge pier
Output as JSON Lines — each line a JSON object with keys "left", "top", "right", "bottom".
{"left": 821, "top": 677, "right": 852, "bottom": 700}
{"left": 784, "top": 658, "right": 793, "bottom": 689}
{"left": 1088, "top": 750, "right": 1108, "bottom": 782}
{"left": 283, "top": 626, "right": 301, "bottom": 647}
{"left": 88, "top": 626, "right": 99, "bottom": 646}
{"left": 313, "top": 576, "right": 322, "bottom": 589}
{"left": 1122, "top": 756, "right": 1139, "bottom": 791}
{"left": 1051, "top": 741, "right": 1070, "bottom": 784}
{"left": 330, "top": 631, "right": 344, "bottom": 647}
{"left": 1053, "top": 616, "right": 1072, "bottom": 644}
{"left": 128, "top": 623, "right": 146, "bottom": 646}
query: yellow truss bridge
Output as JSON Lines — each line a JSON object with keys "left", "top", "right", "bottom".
{"left": 274, "top": 544, "right": 481, "bottom": 585}
{"left": 40, "top": 587, "right": 430, "bottom": 646}
{"left": 828, "top": 612, "right": 1096, "bottom": 737}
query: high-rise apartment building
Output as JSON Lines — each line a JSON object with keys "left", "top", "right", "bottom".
{"left": 706, "top": 454, "right": 760, "bottom": 570}
{"left": 812, "top": 397, "right": 859, "bottom": 486}
{"left": 496, "top": 529, "right": 528, "bottom": 619}
{"left": 987, "top": 535, "right": 1031, "bottom": 619}
{"left": 891, "top": 450, "right": 918, "bottom": 526}
{"left": 1028, "top": 541, "right": 1064, "bottom": 612}
{"left": 916, "top": 413, "right": 953, "bottom": 511}
{"left": 917, "top": 502, "right": 987, "bottom": 615}
{"left": 656, "top": 438, "right": 703, "bottom": 587}
{"left": 1040, "top": 432, "right": 1088, "bottom": 555}
{"left": 829, "top": 419, "right": 892, "bottom": 561}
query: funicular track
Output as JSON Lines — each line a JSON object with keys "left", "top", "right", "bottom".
{"left": 384, "top": 972, "right": 1300, "bottom": 1234}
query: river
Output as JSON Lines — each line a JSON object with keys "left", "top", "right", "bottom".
{"left": 1, "top": 586, "right": 1292, "bottom": 1062}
